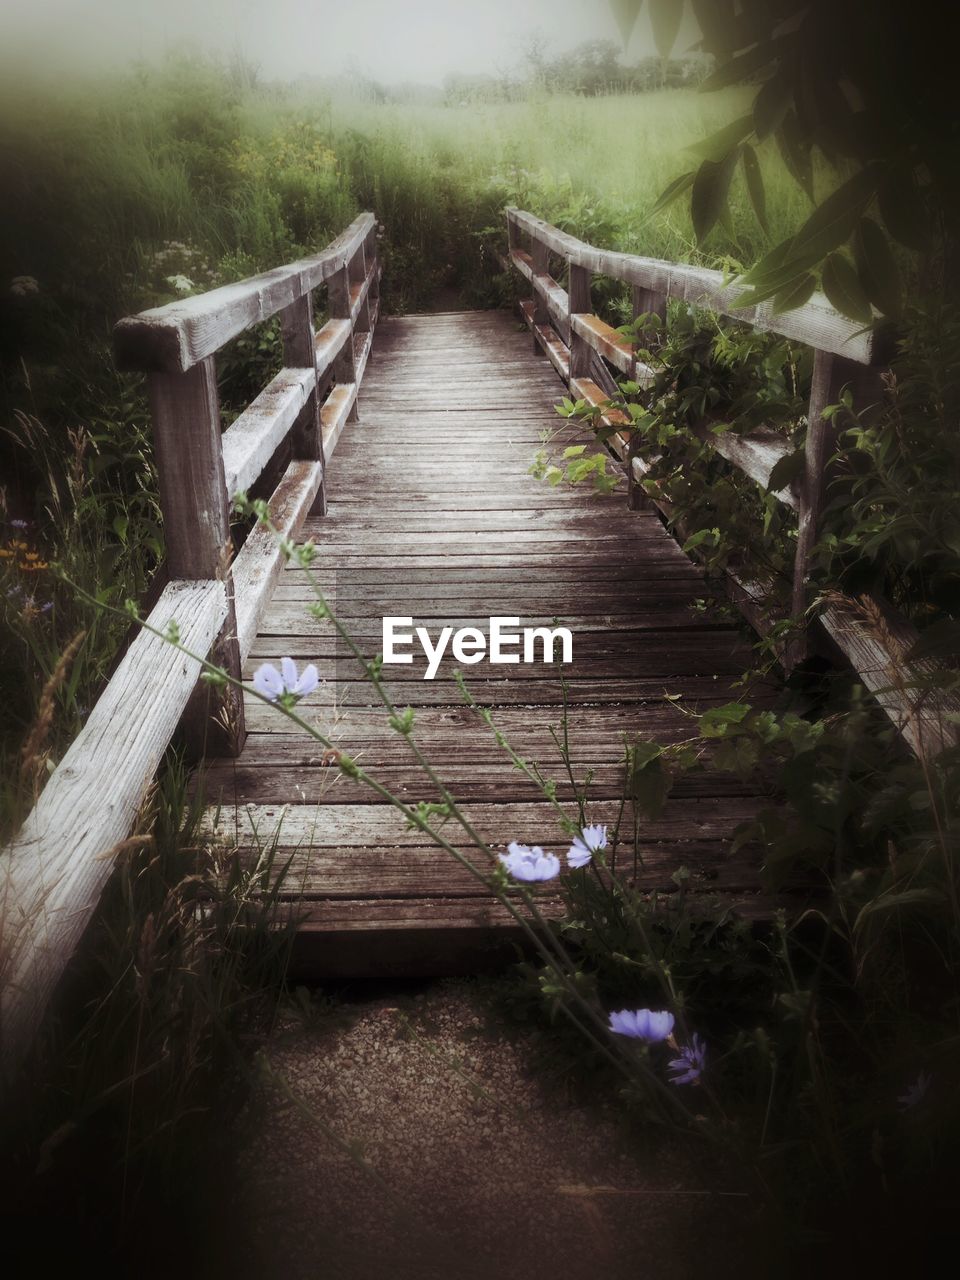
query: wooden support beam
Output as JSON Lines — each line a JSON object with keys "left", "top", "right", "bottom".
{"left": 281, "top": 292, "right": 327, "bottom": 517}
{"left": 327, "top": 265, "right": 360, "bottom": 426}
{"left": 146, "top": 358, "right": 245, "bottom": 756}
{"left": 568, "top": 263, "right": 593, "bottom": 380}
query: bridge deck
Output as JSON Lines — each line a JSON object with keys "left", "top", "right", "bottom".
{"left": 201, "top": 310, "right": 777, "bottom": 973}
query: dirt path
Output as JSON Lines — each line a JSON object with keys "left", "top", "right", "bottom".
{"left": 228, "top": 980, "right": 763, "bottom": 1280}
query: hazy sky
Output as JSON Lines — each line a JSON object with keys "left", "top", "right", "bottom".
{"left": 0, "top": 0, "right": 693, "bottom": 84}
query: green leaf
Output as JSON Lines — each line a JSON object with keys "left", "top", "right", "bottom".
{"left": 775, "top": 111, "right": 814, "bottom": 201}
{"left": 649, "top": 0, "right": 683, "bottom": 60}
{"left": 878, "top": 165, "right": 928, "bottom": 251}
{"left": 854, "top": 216, "right": 903, "bottom": 318}
{"left": 741, "top": 143, "right": 768, "bottom": 232}
{"left": 691, "top": 148, "right": 740, "bottom": 243}
{"left": 699, "top": 40, "right": 779, "bottom": 92}
{"left": 686, "top": 113, "right": 755, "bottom": 161}
{"left": 650, "top": 169, "right": 695, "bottom": 216}
{"left": 752, "top": 73, "right": 792, "bottom": 141}
{"left": 699, "top": 702, "right": 752, "bottom": 738}
{"left": 765, "top": 446, "right": 804, "bottom": 494}
{"left": 608, "top": 0, "right": 645, "bottom": 47}
{"left": 783, "top": 165, "right": 881, "bottom": 263}
{"left": 562, "top": 444, "right": 587, "bottom": 458}
{"left": 772, "top": 272, "right": 816, "bottom": 313}
{"left": 821, "top": 251, "right": 873, "bottom": 323}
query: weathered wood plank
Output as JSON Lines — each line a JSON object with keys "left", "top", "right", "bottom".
{"left": 221, "top": 367, "right": 316, "bottom": 498}
{"left": 570, "top": 313, "right": 635, "bottom": 375}
{"left": 147, "top": 358, "right": 244, "bottom": 756}
{"left": 321, "top": 383, "right": 359, "bottom": 457}
{"left": 506, "top": 207, "right": 876, "bottom": 363}
{"left": 233, "top": 461, "right": 323, "bottom": 661}
{"left": 114, "top": 214, "right": 375, "bottom": 373}
{"left": 1, "top": 580, "right": 228, "bottom": 1081}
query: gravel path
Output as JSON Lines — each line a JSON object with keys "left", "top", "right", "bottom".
{"left": 230, "top": 980, "right": 762, "bottom": 1279}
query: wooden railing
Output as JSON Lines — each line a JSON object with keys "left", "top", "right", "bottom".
{"left": 502, "top": 207, "right": 956, "bottom": 762}
{"left": 1, "top": 214, "right": 380, "bottom": 1080}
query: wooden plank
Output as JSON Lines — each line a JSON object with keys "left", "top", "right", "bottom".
{"left": 221, "top": 367, "right": 316, "bottom": 499}
{"left": 314, "top": 318, "right": 352, "bottom": 382}
{"left": 114, "top": 214, "right": 375, "bottom": 373}
{"left": 199, "top": 797, "right": 763, "bottom": 852}
{"left": 505, "top": 207, "right": 876, "bottom": 364}
{"left": 353, "top": 329, "right": 374, "bottom": 385}
{"left": 349, "top": 258, "right": 377, "bottom": 330}
{"left": 321, "top": 383, "right": 359, "bottom": 457}
{"left": 695, "top": 425, "right": 799, "bottom": 510}
{"left": 820, "top": 597, "right": 960, "bottom": 760}
{"left": 518, "top": 302, "right": 571, "bottom": 380}
{"left": 570, "top": 313, "right": 635, "bottom": 375}
{"left": 233, "top": 461, "right": 323, "bottom": 661}
{"left": 0, "top": 579, "right": 228, "bottom": 1081}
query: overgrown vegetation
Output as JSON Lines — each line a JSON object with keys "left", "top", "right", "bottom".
{"left": 2, "top": 10, "right": 958, "bottom": 1269}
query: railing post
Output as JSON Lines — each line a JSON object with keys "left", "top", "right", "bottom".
{"left": 531, "top": 234, "right": 550, "bottom": 354}
{"left": 631, "top": 284, "right": 667, "bottom": 330}
{"left": 568, "top": 260, "right": 592, "bottom": 379}
{"left": 280, "top": 292, "right": 327, "bottom": 516}
{"left": 327, "top": 264, "right": 360, "bottom": 424}
{"left": 146, "top": 357, "right": 245, "bottom": 757}
{"left": 349, "top": 241, "right": 372, "bottom": 335}
{"left": 363, "top": 222, "right": 380, "bottom": 322}
{"left": 788, "top": 349, "right": 858, "bottom": 667}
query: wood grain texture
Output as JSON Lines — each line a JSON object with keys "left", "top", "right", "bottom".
{"left": 211, "top": 309, "right": 780, "bottom": 969}
{"left": 114, "top": 214, "right": 375, "bottom": 373}
{"left": 233, "top": 460, "right": 323, "bottom": 661}
{"left": 1, "top": 580, "right": 228, "bottom": 1080}
{"left": 507, "top": 207, "right": 876, "bottom": 363}
{"left": 146, "top": 357, "right": 244, "bottom": 756}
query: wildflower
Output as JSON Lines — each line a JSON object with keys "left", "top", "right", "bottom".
{"left": 166, "top": 274, "right": 195, "bottom": 295}
{"left": 667, "top": 1033, "right": 707, "bottom": 1085}
{"left": 898, "top": 1070, "right": 932, "bottom": 1111}
{"left": 567, "top": 823, "right": 608, "bottom": 868}
{"left": 253, "top": 656, "right": 319, "bottom": 703}
{"left": 608, "top": 1008, "right": 675, "bottom": 1042}
{"left": 10, "top": 275, "right": 39, "bottom": 297}
{"left": 9, "top": 518, "right": 28, "bottom": 529}
{"left": 498, "top": 841, "right": 561, "bottom": 882}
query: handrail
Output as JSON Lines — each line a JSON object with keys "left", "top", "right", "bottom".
{"left": 1, "top": 214, "right": 381, "bottom": 1082}
{"left": 114, "top": 213, "right": 376, "bottom": 374}
{"left": 503, "top": 208, "right": 956, "bottom": 762}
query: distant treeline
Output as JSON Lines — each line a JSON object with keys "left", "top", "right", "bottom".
{"left": 292, "top": 40, "right": 713, "bottom": 106}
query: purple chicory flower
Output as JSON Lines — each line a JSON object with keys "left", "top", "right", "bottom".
{"left": 667, "top": 1033, "right": 707, "bottom": 1086}
{"left": 253, "top": 656, "right": 319, "bottom": 703}
{"left": 498, "top": 841, "right": 561, "bottom": 882}
{"left": 9, "top": 518, "right": 28, "bottom": 529}
{"left": 898, "top": 1070, "right": 932, "bottom": 1111}
{"left": 608, "top": 1008, "right": 675, "bottom": 1042}
{"left": 567, "top": 823, "right": 608, "bottom": 868}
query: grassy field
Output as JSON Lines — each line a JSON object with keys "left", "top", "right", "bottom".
{"left": 0, "top": 62, "right": 808, "bottom": 804}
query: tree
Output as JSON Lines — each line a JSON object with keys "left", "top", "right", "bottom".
{"left": 611, "top": 0, "right": 959, "bottom": 318}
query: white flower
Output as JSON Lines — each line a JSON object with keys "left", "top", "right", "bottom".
{"left": 166, "top": 274, "right": 195, "bottom": 294}
{"left": 498, "top": 841, "right": 561, "bottom": 882}
{"left": 567, "top": 823, "right": 608, "bottom": 869}
{"left": 10, "top": 275, "right": 39, "bottom": 297}
{"left": 253, "top": 656, "right": 319, "bottom": 703}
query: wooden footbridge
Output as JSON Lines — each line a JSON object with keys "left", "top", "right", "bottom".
{"left": 3, "top": 210, "right": 948, "bottom": 1077}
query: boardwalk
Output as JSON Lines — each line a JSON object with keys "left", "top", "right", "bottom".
{"left": 201, "top": 310, "right": 774, "bottom": 971}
